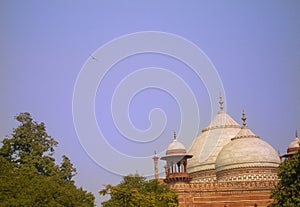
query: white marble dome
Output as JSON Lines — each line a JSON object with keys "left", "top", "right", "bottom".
{"left": 187, "top": 109, "right": 241, "bottom": 174}
{"left": 166, "top": 138, "right": 187, "bottom": 156}
{"left": 161, "top": 133, "right": 192, "bottom": 162}
{"left": 215, "top": 127, "right": 281, "bottom": 173}
{"left": 286, "top": 131, "right": 300, "bottom": 155}
{"left": 288, "top": 138, "right": 300, "bottom": 149}
{"left": 288, "top": 133, "right": 300, "bottom": 149}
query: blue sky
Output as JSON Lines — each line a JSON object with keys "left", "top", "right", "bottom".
{"left": 1, "top": 1, "right": 300, "bottom": 206}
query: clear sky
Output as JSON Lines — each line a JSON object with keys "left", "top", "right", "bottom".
{"left": 1, "top": 1, "right": 300, "bottom": 206}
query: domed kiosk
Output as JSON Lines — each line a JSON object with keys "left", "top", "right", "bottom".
{"left": 161, "top": 132, "right": 193, "bottom": 183}
{"left": 282, "top": 131, "right": 300, "bottom": 158}
{"left": 216, "top": 111, "right": 280, "bottom": 181}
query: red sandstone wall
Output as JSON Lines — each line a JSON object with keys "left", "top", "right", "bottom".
{"left": 178, "top": 190, "right": 272, "bottom": 207}
{"left": 169, "top": 181, "right": 276, "bottom": 207}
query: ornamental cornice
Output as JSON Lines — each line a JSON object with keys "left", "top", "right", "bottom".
{"left": 169, "top": 180, "right": 279, "bottom": 192}
{"left": 216, "top": 161, "right": 279, "bottom": 172}
{"left": 202, "top": 125, "right": 241, "bottom": 132}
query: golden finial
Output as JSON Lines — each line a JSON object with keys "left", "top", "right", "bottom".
{"left": 173, "top": 131, "right": 177, "bottom": 140}
{"left": 219, "top": 95, "right": 224, "bottom": 110}
{"left": 241, "top": 110, "right": 247, "bottom": 126}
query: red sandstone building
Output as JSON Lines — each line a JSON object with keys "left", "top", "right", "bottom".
{"left": 154, "top": 97, "right": 300, "bottom": 207}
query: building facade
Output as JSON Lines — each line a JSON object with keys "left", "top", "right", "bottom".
{"left": 156, "top": 98, "right": 299, "bottom": 207}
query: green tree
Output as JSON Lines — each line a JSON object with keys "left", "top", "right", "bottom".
{"left": 269, "top": 150, "right": 300, "bottom": 206}
{"left": 60, "top": 155, "right": 77, "bottom": 181}
{"left": 99, "top": 173, "right": 178, "bottom": 207}
{"left": 1, "top": 112, "right": 57, "bottom": 161}
{"left": 0, "top": 112, "right": 95, "bottom": 207}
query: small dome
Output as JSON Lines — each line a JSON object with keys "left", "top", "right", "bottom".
{"left": 288, "top": 138, "right": 300, "bottom": 149}
{"left": 161, "top": 132, "right": 192, "bottom": 161}
{"left": 287, "top": 131, "right": 300, "bottom": 154}
{"left": 216, "top": 127, "right": 280, "bottom": 173}
{"left": 166, "top": 137, "right": 187, "bottom": 156}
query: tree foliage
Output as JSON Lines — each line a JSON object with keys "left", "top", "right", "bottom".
{"left": 60, "top": 155, "right": 77, "bottom": 182}
{"left": 0, "top": 112, "right": 95, "bottom": 207}
{"left": 99, "top": 173, "right": 178, "bottom": 207}
{"left": 269, "top": 150, "right": 300, "bottom": 206}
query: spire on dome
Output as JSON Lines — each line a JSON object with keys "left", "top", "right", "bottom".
{"left": 231, "top": 111, "right": 259, "bottom": 140}
{"left": 219, "top": 95, "right": 224, "bottom": 111}
{"left": 173, "top": 131, "right": 177, "bottom": 140}
{"left": 296, "top": 130, "right": 298, "bottom": 138}
{"left": 241, "top": 110, "right": 247, "bottom": 127}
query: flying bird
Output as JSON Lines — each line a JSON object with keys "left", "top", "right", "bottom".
{"left": 90, "top": 55, "right": 98, "bottom": 61}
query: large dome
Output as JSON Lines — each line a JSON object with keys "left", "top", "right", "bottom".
{"left": 215, "top": 123, "right": 280, "bottom": 181}
{"left": 187, "top": 108, "right": 241, "bottom": 180}
{"left": 216, "top": 132, "right": 280, "bottom": 172}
